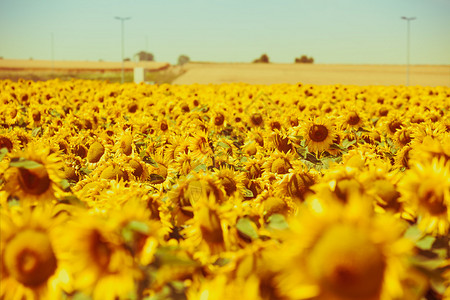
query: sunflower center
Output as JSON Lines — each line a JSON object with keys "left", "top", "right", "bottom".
{"left": 373, "top": 180, "right": 401, "bottom": 211}
{"left": 214, "top": 113, "right": 225, "bottom": 126}
{"left": 347, "top": 112, "right": 360, "bottom": 125}
{"left": 199, "top": 209, "right": 224, "bottom": 245}
{"left": 250, "top": 113, "right": 263, "bottom": 126}
{"left": 220, "top": 176, "right": 237, "bottom": 196}
{"left": 4, "top": 229, "right": 57, "bottom": 287}
{"left": 90, "top": 230, "right": 112, "bottom": 269}
{"left": 308, "top": 124, "right": 329, "bottom": 142}
{"left": 17, "top": 166, "right": 51, "bottom": 196}
{"left": 419, "top": 186, "right": 447, "bottom": 215}
{"left": 388, "top": 120, "right": 402, "bottom": 134}
{"left": 308, "top": 224, "right": 385, "bottom": 299}
{"left": 398, "top": 130, "right": 411, "bottom": 145}
{"left": 0, "top": 136, "right": 13, "bottom": 151}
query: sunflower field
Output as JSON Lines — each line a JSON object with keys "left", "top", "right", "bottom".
{"left": 0, "top": 79, "right": 449, "bottom": 300}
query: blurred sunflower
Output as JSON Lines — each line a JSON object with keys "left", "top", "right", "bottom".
{"left": 275, "top": 163, "right": 317, "bottom": 203}
{"left": 399, "top": 157, "right": 450, "bottom": 236}
{"left": 271, "top": 198, "right": 415, "bottom": 300}
{"left": 1, "top": 204, "right": 71, "bottom": 300}
{"left": 59, "top": 212, "right": 142, "bottom": 300}
{"left": 0, "top": 130, "right": 21, "bottom": 154}
{"left": 3, "top": 144, "right": 64, "bottom": 205}
{"left": 213, "top": 166, "right": 246, "bottom": 197}
{"left": 182, "top": 193, "right": 238, "bottom": 258}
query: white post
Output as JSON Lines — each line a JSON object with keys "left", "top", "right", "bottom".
{"left": 401, "top": 16, "right": 416, "bottom": 86}
{"left": 115, "top": 16, "right": 131, "bottom": 83}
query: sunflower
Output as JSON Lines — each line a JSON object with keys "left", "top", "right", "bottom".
{"left": 411, "top": 121, "right": 447, "bottom": 144}
{"left": 107, "top": 198, "right": 164, "bottom": 266}
{"left": 275, "top": 163, "right": 317, "bottom": 203}
{"left": 394, "top": 145, "right": 412, "bottom": 170}
{"left": 382, "top": 113, "right": 404, "bottom": 136}
{"left": 341, "top": 110, "right": 364, "bottom": 130}
{"left": 410, "top": 135, "right": 450, "bottom": 165}
{"left": 181, "top": 193, "right": 237, "bottom": 258}
{"left": 0, "top": 130, "right": 21, "bottom": 154}
{"left": 398, "top": 157, "right": 450, "bottom": 236}
{"left": 112, "top": 129, "right": 135, "bottom": 156}
{"left": 188, "top": 130, "right": 213, "bottom": 162}
{"left": 2, "top": 144, "right": 64, "bottom": 205}
{"left": 213, "top": 166, "right": 247, "bottom": 197}
{"left": 270, "top": 197, "right": 415, "bottom": 300}
{"left": 268, "top": 128, "right": 295, "bottom": 153}
{"left": 393, "top": 126, "right": 413, "bottom": 148}
{"left": 262, "top": 150, "right": 295, "bottom": 176}
{"left": 1, "top": 204, "right": 71, "bottom": 300}
{"left": 302, "top": 118, "right": 336, "bottom": 153}
{"left": 59, "top": 212, "right": 142, "bottom": 300}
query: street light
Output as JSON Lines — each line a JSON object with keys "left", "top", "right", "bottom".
{"left": 401, "top": 16, "right": 416, "bottom": 86}
{"left": 114, "top": 16, "right": 131, "bottom": 83}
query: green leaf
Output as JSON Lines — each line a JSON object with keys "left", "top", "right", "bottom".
{"left": 305, "top": 152, "right": 320, "bottom": 164}
{"left": 236, "top": 217, "right": 259, "bottom": 240}
{"left": 9, "top": 158, "right": 42, "bottom": 169}
{"left": 192, "top": 164, "right": 207, "bottom": 173}
{"left": 154, "top": 247, "right": 199, "bottom": 267}
{"left": 330, "top": 143, "right": 345, "bottom": 151}
{"left": 59, "top": 195, "right": 85, "bottom": 207}
{"left": 31, "top": 127, "right": 41, "bottom": 137}
{"left": 149, "top": 173, "right": 165, "bottom": 183}
{"left": 0, "top": 147, "right": 8, "bottom": 161}
{"left": 60, "top": 179, "right": 71, "bottom": 190}
{"left": 416, "top": 236, "right": 436, "bottom": 250}
{"left": 404, "top": 225, "right": 423, "bottom": 241}
{"left": 49, "top": 109, "right": 61, "bottom": 118}
{"left": 143, "top": 156, "right": 158, "bottom": 168}
{"left": 213, "top": 257, "right": 231, "bottom": 267}
{"left": 242, "top": 188, "right": 254, "bottom": 198}
{"left": 342, "top": 139, "right": 356, "bottom": 149}
{"left": 267, "top": 214, "right": 289, "bottom": 230}
{"left": 127, "top": 220, "right": 149, "bottom": 234}
{"left": 79, "top": 167, "right": 92, "bottom": 175}
{"left": 217, "top": 141, "right": 231, "bottom": 149}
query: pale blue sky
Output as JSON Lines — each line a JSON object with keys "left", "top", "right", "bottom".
{"left": 1, "top": 0, "right": 449, "bottom": 64}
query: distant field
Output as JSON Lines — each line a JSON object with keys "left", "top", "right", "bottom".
{"left": 0, "top": 59, "right": 178, "bottom": 83}
{"left": 173, "top": 62, "right": 450, "bottom": 86}
{"left": 1, "top": 59, "right": 449, "bottom": 86}
{"left": 0, "top": 59, "right": 170, "bottom": 71}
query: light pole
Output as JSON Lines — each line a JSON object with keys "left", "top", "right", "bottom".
{"left": 115, "top": 16, "right": 131, "bottom": 83}
{"left": 401, "top": 16, "right": 416, "bottom": 86}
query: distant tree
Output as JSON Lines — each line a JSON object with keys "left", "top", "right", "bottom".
{"left": 178, "top": 55, "right": 190, "bottom": 65}
{"left": 295, "top": 55, "right": 314, "bottom": 64}
{"left": 253, "top": 54, "right": 270, "bottom": 63}
{"left": 124, "top": 57, "right": 131, "bottom": 62}
{"left": 136, "top": 51, "right": 154, "bottom": 61}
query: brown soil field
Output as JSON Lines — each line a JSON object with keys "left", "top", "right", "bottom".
{"left": 0, "top": 59, "right": 170, "bottom": 72}
{"left": 173, "top": 63, "right": 450, "bottom": 86}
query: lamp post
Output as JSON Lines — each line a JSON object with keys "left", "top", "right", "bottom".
{"left": 401, "top": 16, "right": 416, "bottom": 86}
{"left": 115, "top": 16, "right": 131, "bottom": 83}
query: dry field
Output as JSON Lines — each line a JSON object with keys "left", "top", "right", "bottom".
{"left": 0, "top": 59, "right": 170, "bottom": 72}
{"left": 173, "top": 62, "right": 450, "bottom": 86}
